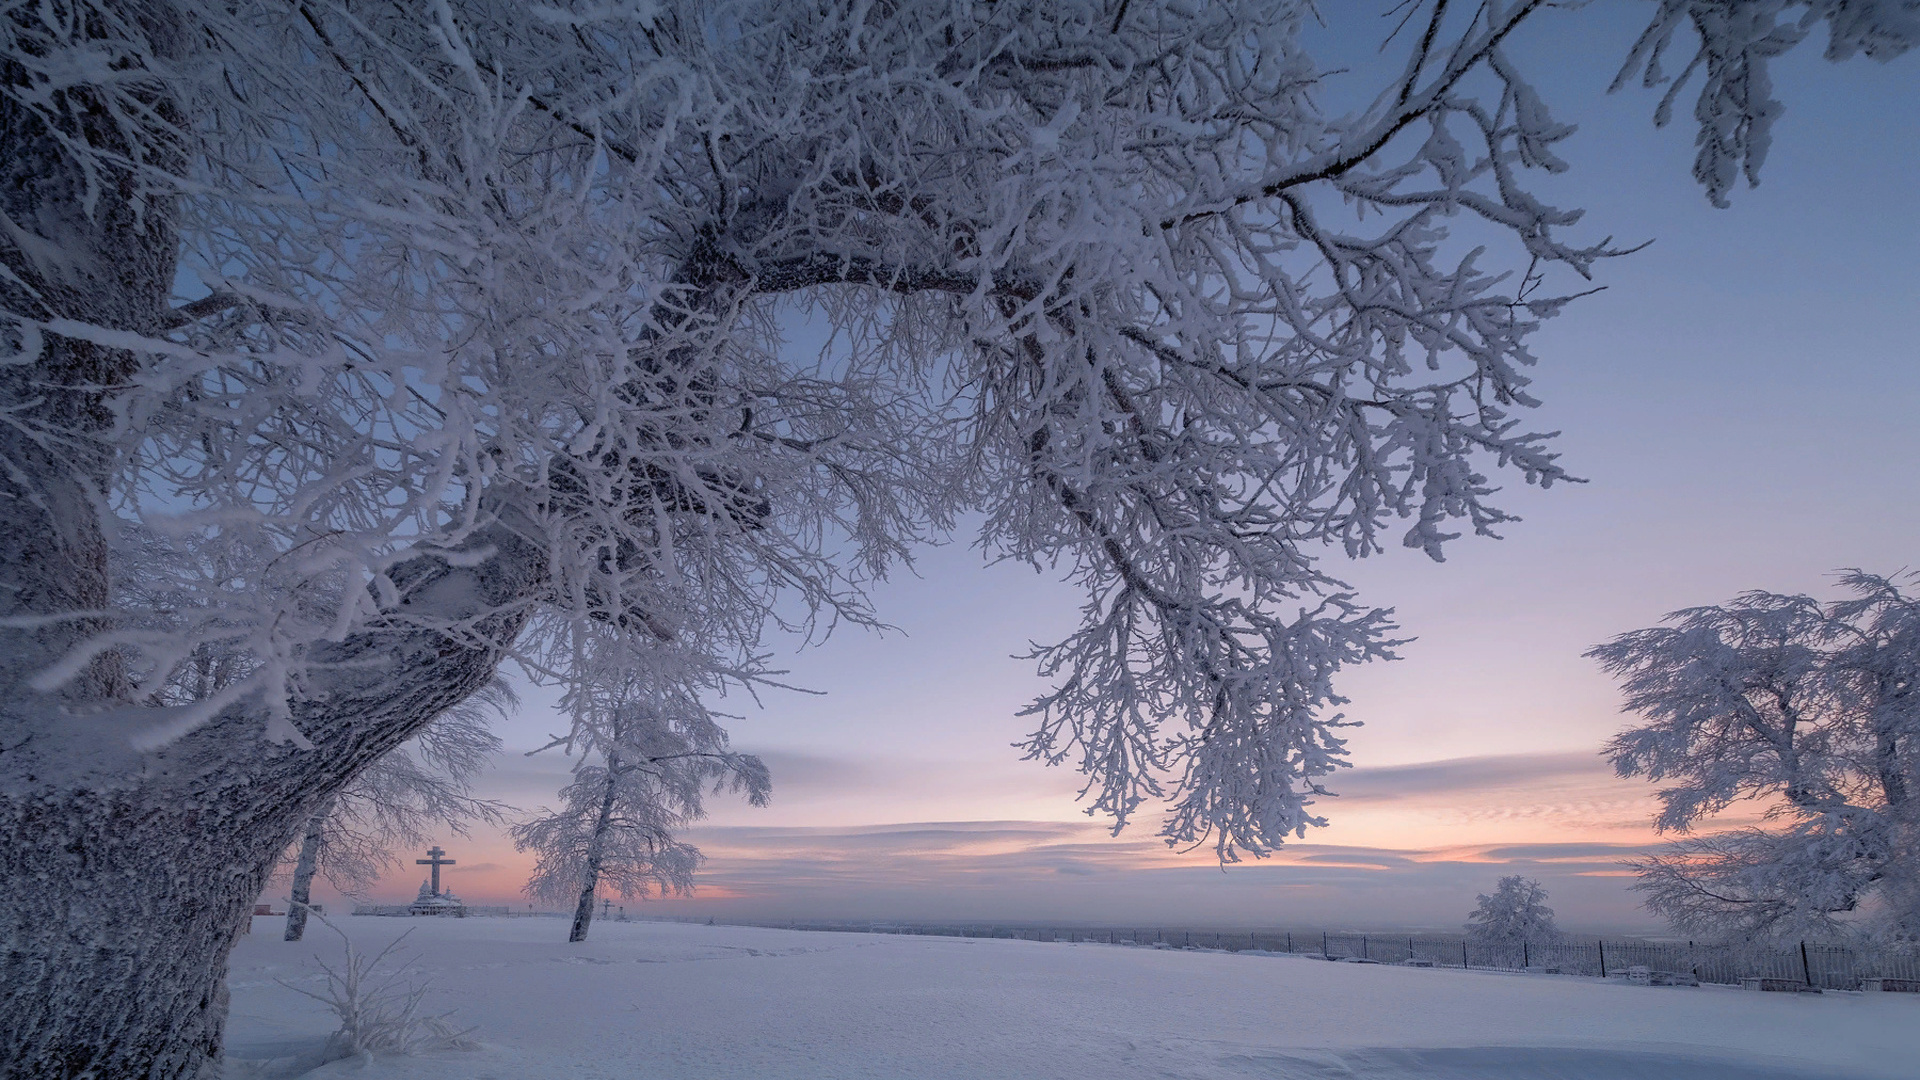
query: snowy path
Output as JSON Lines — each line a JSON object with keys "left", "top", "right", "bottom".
{"left": 223, "top": 917, "right": 1915, "bottom": 1079}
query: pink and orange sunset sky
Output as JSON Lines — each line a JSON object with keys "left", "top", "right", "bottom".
{"left": 294, "top": 6, "right": 1920, "bottom": 935}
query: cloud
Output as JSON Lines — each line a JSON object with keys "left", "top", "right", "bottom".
{"left": 601, "top": 820, "right": 1670, "bottom": 931}
{"left": 468, "top": 749, "right": 577, "bottom": 807}
{"left": 345, "top": 749, "right": 1677, "bottom": 933}
{"left": 1329, "top": 751, "right": 1612, "bottom": 802}
{"left": 740, "top": 750, "right": 882, "bottom": 793}
{"left": 699, "top": 820, "right": 1083, "bottom": 848}
{"left": 1289, "top": 848, "right": 1421, "bottom": 869}
{"left": 1469, "top": 841, "right": 1649, "bottom": 863}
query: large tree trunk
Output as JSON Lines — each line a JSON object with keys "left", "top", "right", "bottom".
{"left": 0, "top": 7, "right": 553, "bottom": 1076}
{"left": 0, "top": 5, "right": 614, "bottom": 1073}
{"left": 284, "top": 799, "right": 335, "bottom": 943}
{"left": 0, "top": 3, "right": 185, "bottom": 710}
{"left": 568, "top": 751, "right": 623, "bottom": 944}
{"left": 1, "top": 520, "right": 546, "bottom": 1079}
{"left": 3, "top": 786, "right": 315, "bottom": 1079}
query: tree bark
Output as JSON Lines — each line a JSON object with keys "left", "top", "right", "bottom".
{"left": 0, "top": 3, "right": 185, "bottom": 710}
{"left": 1, "top": 521, "right": 547, "bottom": 1079}
{"left": 0, "top": 12, "right": 557, "bottom": 1071}
{"left": 568, "top": 877, "right": 599, "bottom": 944}
{"left": 284, "top": 798, "right": 335, "bottom": 942}
{"left": 568, "top": 751, "right": 623, "bottom": 944}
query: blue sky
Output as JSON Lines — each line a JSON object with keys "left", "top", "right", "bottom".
{"left": 321, "top": 5, "right": 1920, "bottom": 933}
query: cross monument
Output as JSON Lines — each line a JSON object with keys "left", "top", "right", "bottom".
{"left": 416, "top": 845, "right": 455, "bottom": 897}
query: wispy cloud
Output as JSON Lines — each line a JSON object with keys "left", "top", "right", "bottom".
{"left": 1330, "top": 751, "right": 1610, "bottom": 801}
{"left": 600, "top": 819, "right": 1668, "bottom": 931}
{"left": 349, "top": 750, "right": 1682, "bottom": 933}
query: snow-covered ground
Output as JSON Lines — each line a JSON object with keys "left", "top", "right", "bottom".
{"left": 224, "top": 916, "right": 1915, "bottom": 1079}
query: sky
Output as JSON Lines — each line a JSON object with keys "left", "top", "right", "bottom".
{"left": 297, "top": 5, "right": 1920, "bottom": 934}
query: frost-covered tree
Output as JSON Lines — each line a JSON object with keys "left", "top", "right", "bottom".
{"left": 513, "top": 674, "right": 769, "bottom": 943}
{"left": 2, "top": 2, "right": 1911, "bottom": 1075}
{"left": 1590, "top": 572, "right": 1920, "bottom": 943}
{"left": 283, "top": 680, "right": 513, "bottom": 941}
{"left": 1465, "top": 875, "right": 1560, "bottom": 953}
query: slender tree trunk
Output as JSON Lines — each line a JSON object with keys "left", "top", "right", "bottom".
{"left": 569, "top": 752, "right": 624, "bottom": 943}
{"left": 284, "top": 798, "right": 335, "bottom": 942}
{"left": 568, "top": 879, "right": 599, "bottom": 944}
{"left": 1873, "top": 677, "right": 1910, "bottom": 810}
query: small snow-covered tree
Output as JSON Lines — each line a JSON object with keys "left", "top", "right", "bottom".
{"left": 2, "top": 2, "right": 1911, "bottom": 1074}
{"left": 1466, "top": 875, "right": 1560, "bottom": 954}
{"left": 1590, "top": 572, "right": 1920, "bottom": 943}
{"left": 283, "top": 680, "right": 514, "bottom": 941}
{"left": 513, "top": 674, "right": 769, "bottom": 942}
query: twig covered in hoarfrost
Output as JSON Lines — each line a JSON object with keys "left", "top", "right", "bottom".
{"left": 277, "top": 908, "right": 478, "bottom": 1063}
{"left": 1612, "top": 1, "right": 1919, "bottom": 207}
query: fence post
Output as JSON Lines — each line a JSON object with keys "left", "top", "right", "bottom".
{"left": 1362, "top": 935, "right": 1368, "bottom": 960}
{"left": 1324, "top": 931, "right": 1329, "bottom": 957}
{"left": 1409, "top": 936, "right": 1415, "bottom": 961}
{"left": 1462, "top": 940, "right": 1468, "bottom": 969}
{"left": 1523, "top": 941, "right": 1529, "bottom": 969}
{"left": 1598, "top": 940, "right": 1606, "bottom": 979}
{"left": 1800, "top": 941, "right": 1813, "bottom": 987}
{"left": 1286, "top": 931, "right": 1292, "bottom": 953}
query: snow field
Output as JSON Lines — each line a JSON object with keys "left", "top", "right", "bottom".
{"left": 222, "top": 917, "right": 1917, "bottom": 1079}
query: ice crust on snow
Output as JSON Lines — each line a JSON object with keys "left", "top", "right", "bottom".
{"left": 222, "top": 917, "right": 1915, "bottom": 1079}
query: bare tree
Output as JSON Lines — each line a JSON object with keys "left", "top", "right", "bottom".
{"left": 1, "top": 2, "right": 1909, "bottom": 1075}
{"left": 1590, "top": 572, "right": 1920, "bottom": 942}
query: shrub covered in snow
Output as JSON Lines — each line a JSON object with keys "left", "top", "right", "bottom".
{"left": 1466, "top": 876, "right": 1560, "bottom": 952}
{"left": 279, "top": 912, "right": 477, "bottom": 1064}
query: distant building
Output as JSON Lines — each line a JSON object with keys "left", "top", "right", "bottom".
{"left": 407, "top": 877, "right": 467, "bottom": 916}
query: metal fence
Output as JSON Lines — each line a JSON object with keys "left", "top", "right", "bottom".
{"left": 723, "top": 920, "right": 1920, "bottom": 992}
{"left": 350, "top": 904, "right": 517, "bottom": 917}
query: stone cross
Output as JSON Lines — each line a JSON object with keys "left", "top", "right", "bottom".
{"left": 416, "top": 845, "right": 455, "bottom": 896}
